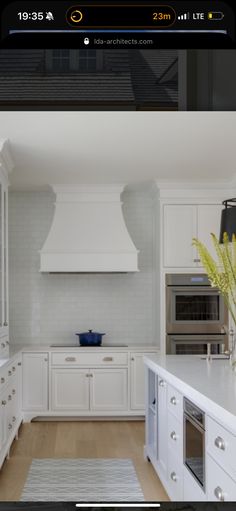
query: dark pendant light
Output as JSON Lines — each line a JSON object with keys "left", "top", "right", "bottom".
{"left": 219, "top": 198, "right": 236, "bottom": 243}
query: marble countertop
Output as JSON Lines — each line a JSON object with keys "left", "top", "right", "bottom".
{"left": 144, "top": 353, "right": 236, "bottom": 434}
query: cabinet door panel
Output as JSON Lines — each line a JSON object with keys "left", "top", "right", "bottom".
{"left": 197, "top": 205, "right": 223, "bottom": 261}
{"left": 22, "top": 353, "right": 48, "bottom": 411}
{"left": 51, "top": 369, "right": 89, "bottom": 411}
{"left": 157, "top": 377, "right": 168, "bottom": 476}
{"left": 90, "top": 369, "right": 128, "bottom": 411}
{"left": 163, "top": 205, "right": 197, "bottom": 267}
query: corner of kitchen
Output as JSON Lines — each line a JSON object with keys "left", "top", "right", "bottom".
{"left": 0, "top": 111, "right": 236, "bottom": 502}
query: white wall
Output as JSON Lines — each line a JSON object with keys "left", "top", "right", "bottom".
{"left": 9, "top": 190, "right": 157, "bottom": 347}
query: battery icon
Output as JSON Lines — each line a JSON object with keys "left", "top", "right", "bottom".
{"left": 208, "top": 11, "right": 224, "bottom": 20}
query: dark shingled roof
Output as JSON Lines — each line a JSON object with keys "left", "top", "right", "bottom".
{"left": 0, "top": 49, "right": 178, "bottom": 107}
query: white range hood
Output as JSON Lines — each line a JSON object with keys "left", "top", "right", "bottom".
{"left": 40, "top": 185, "right": 139, "bottom": 273}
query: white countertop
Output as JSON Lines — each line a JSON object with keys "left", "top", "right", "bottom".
{"left": 144, "top": 354, "right": 236, "bottom": 435}
{"left": 0, "top": 343, "right": 158, "bottom": 369}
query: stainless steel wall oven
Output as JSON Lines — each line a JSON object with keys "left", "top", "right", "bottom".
{"left": 166, "top": 274, "right": 228, "bottom": 354}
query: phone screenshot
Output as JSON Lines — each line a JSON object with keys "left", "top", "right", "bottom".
{"left": 0, "top": 0, "right": 236, "bottom": 508}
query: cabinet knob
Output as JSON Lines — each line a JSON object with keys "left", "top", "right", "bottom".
{"left": 12, "top": 366, "right": 16, "bottom": 372}
{"left": 170, "top": 431, "right": 177, "bottom": 441}
{"left": 65, "top": 357, "right": 76, "bottom": 362}
{"left": 8, "top": 395, "right": 12, "bottom": 401}
{"left": 103, "top": 357, "right": 113, "bottom": 362}
{"left": 170, "top": 396, "right": 177, "bottom": 405}
{"left": 8, "top": 370, "right": 12, "bottom": 376}
{"left": 4, "top": 322, "right": 8, "bottom": 327}
{"left": 214, "top": 436, "right": 226, "bottom": 451}
{"left": 214, "top": 486, "right": 225, "bottom": 501}
{"left": 12, "top": 416, "right": 16, "bottom": 423}
{"left": 131, "top": 357, "right": 135, "bottom": 361}
{"left": 12, "top": 389, "right": 16, "bottom": 395}
{"left": 1, "top": 377, "right": 5, "bottom": 384}
{"left": 1, "top": 400, "right": 6, "bottom": 406}
{"left": 8, "top": 424, "right": 12, "bottom": 430}
{"left": 193, "top": 258, "right": 201, "bottom": 263}
{"left": 18, "top": 362, "right": 22, "bottom": 366}
{"left": 159, "top": 379, "right": 165, "bottom": 387}
{"left": 170, "top": 471, "right": 177, "bottom": 482}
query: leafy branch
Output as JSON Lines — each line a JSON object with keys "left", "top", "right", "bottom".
{"left": 192, "top": 233, "right": 236, "bottom": 326}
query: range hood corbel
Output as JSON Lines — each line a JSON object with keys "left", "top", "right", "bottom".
{"left": 40, "top": 185, "right": 139, "bottom": 273}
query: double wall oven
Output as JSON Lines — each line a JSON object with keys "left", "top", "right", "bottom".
{"left": 166, "top": 274, "right": 228, "bottom": 355}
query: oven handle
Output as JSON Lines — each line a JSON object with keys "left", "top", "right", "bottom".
{"left": 184, "top": 411, "right": 205, "bottom": 432}
{"left": 167, "top": 286, "right": 220, "bottom": 294}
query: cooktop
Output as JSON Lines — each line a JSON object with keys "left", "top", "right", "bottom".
{"left": 50, "top": 344, "right": 128, "bottom": 347}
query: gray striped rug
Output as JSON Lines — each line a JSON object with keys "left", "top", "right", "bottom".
{"left": 21, "top": 458, "right": 144, "bottom": 502}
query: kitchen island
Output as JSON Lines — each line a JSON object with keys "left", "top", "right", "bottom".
{"left": 144, "top": 353, "right": 236, "bottom": 502}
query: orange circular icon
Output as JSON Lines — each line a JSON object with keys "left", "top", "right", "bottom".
{"left": 70, "top": 9, "right": 83, "bottom": 23}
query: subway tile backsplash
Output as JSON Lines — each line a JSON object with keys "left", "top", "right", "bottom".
{"left": 9, "top": 190, "right": 156, "bottom": 346}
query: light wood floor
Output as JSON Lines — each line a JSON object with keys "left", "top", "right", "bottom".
{"left": 0, "top": 420, "right": 169, "bottom": 502}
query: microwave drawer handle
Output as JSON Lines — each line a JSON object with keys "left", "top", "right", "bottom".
{"left": 214, "top": 436, "right": 226, "bottom": 451}
{"left": 103, "top": 357, "right": 113, "bottom": 362}
{"left": 65, "top": 357, "right": 76, "bottom": 362}
{"left": 214, "top": 486, "right": 225, "bottom": 501}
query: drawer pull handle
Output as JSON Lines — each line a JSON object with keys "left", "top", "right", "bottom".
{"left": 8, "top": 370, "right": 12, "bottom": 376}
{"left": 17, "top": 362, "right": 22, "bottom": 366}
{"left": 1, "top": 377, "right": 5, "bottom": 384}
{"left": 214, "top": 436, "right": 226, "bottom": 451}
{"left": 65, "top": 357, "right": 76, "bottom": 362}
{"left": 8, "top": 395, "right": 12, "bottom": 401}
{"left": 103, "top": 357, "right": 113, "bottom": 362}
{"left": 214, "top": 486, "right": 225, "bottom": 501}
{"left": 12, "top": 367, "right": 16, "bottom": 372}
{"left": 193, "top": 258, "right": 201, "bottom": 263}
{"left": 12, "top": 416, "right": 16, "bottom": 423}
{"left": 1, "top": 400, "right": 6, "bottom": 406}
{"left": 159, "top": 379, "right": 165, "bottom": 387}
{"left": 12, "top": 389, "right": 16, "bottom": 395}
{"left": 170, "top": 431, "right": 177, "bottom": 441}
{"left": 170, "top": 396, "right": 177, "bottom": 405}
{"left": 170, "top": 471, "right": 177, "bottom": 482}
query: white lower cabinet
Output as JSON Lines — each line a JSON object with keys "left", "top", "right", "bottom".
{"left": 22, "top": 353, "right": 48, "bottom": 411}
{"left": 90, "top": 368, "right": 128, "bottom": 411}
{"left": 0, "top": 355, "right": 22, "bottom": 468}
{"left": 167, "top": 447, "right": 183, "bottom": 501}
{"left": 51, "top": 368, "right": 128, "bottom": 412}
{"left": 207, "top": 455, "right": 236, "bottom": 501}
{"left": 51, "top": 369, "right": 90, "bottom": 411}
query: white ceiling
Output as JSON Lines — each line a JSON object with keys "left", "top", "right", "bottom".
{"left": 0, "top": 111, "right": 236, "bottom": 191}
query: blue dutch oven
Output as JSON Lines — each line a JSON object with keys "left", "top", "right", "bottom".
{"left": 76, "top": 329, "right": 106, "bottom": 346}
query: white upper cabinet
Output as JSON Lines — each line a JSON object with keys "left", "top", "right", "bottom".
{"left": 163, "top": 204, "right": 222, "bottom": 268}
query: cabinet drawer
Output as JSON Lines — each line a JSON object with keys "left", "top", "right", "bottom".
{"left": 207, "top": 416, "right": 236, "bottom": 477}
{"left": 167, "top": 411, "right": 183, "bottom": 460}
{"left": 167, "top": 384, "right": 183, "bottom": 421}
{"left": 207, "top": 454, "right": 236, "bottom": 501}
{"left": 51, "top": 352, "right": 128, "bottom": 366}
{"left": 167, "top": 448, "right": 183, "bottom": 501}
